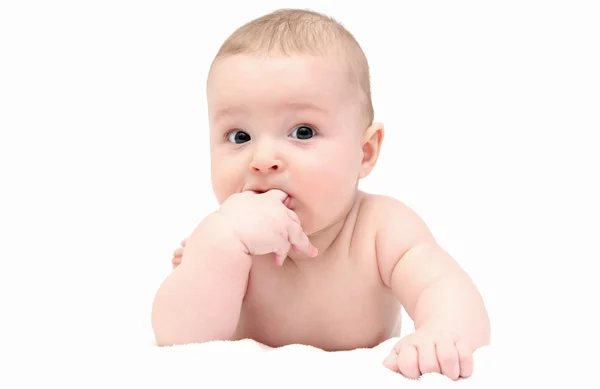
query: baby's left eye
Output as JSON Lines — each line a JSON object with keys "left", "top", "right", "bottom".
{"left": 290, "top": 126, "right": 315, "bottom": 140}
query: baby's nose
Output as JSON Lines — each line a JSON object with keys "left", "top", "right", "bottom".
{"left": 249, "top": 139, "right": 285, "bottom": 173}
{"left": 250, "top": 157, "right": 281, "bottom": 173}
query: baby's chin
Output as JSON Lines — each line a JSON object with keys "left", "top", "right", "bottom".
{"left": 294, "top": 209, "right": 339, "bottom": 236}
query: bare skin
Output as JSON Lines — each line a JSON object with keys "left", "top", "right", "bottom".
{"left": 234, "top": 192, "right": 401, "bottom": 351}
{"left": 155, "top": 52, "right": 490, "bottom": 380}
{"left": 171, "top": 192, "right": 400, "bottom": 351}
{"left": 167, "top": 191, "right": 489, "bottom": 380}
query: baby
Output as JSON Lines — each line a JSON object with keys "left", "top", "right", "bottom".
{"left": 151, "top": 8, "right": 490, "bottom": 381}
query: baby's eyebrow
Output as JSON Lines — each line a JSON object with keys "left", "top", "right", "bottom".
{"left": 212, "top": 105, "right": 249, "bottom": 123}
{"left": 278, "top": 101, "right": 326, "bottom": 113}
{"left": 213, "top": 101, "right": 326, "bottom": 122}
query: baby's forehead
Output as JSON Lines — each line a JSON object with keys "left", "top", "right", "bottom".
{"left": 208, "top": 54, "right": 359, "bottom": 100}
{"left": 210, "top": 52, "right": 351, "bottom": 80}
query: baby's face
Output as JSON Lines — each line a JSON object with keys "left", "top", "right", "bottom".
{"left": 207, "top": 53, "right": 367, "bottom": 234}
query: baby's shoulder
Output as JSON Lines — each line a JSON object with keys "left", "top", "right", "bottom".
{"left": 357, "top": 192, "right": 434, "bottom": 280}
{"left": 358, "top": 192, "right": 424, "bottom": 230}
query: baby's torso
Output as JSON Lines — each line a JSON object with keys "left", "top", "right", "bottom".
{"left": 233, "top": 194, "right": 401, "bottom": 351}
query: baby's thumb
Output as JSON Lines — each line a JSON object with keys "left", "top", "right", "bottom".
{"left": 263, "top": 189, "right": 289, "bottom": 203}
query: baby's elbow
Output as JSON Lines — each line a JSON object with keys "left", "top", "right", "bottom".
{"left": 151, "top": 316, "right": 173, "bottom": 347}
{"left": 151, "top": 323, "right": 189, "bottom": 347}
{"left": 150, "top": 300, "right": 179, "bottom": 347}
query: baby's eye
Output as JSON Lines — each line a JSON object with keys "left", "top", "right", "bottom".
{"left": 290, "top": 125, "right": 315, "bottom": 140}
{"left": 227, "top": 130, "right": 251, "bottom": 144}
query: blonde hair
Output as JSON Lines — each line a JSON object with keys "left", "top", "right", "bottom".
{"left": 209, "top": 8, "right": 374, "bottom": 124}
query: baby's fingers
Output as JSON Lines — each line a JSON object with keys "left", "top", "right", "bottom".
{"left": 287, "top": 222, "right": 318, "bottom": 257}
{"left": 435, "top": 340, "right": 460, "bottom": 380}
{"left": 456, "top": 340, "right": 474, "bottom": 378}
{"left": 287, "top": 209, "right": 301, "bottom": 225}
{"left": 274, "top": 241, "right": 291, "bottom": 266}
{"left": 171, "top": 255, "right": 182, "bottom": 269}
{"left": 396, "top": 345, "right": 421, "bottom": 379}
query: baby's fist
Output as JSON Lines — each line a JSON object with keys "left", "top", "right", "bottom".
{"left": 383, "top": 329, "right": 474, "bottom": 381}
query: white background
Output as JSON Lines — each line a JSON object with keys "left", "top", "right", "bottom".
{"left": 1, "top": 0, "right": 599, "bottom": 381}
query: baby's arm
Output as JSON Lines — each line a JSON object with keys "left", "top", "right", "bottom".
{"left": 375, "top": 197, "right": 490, "bottom": 350}
{"left": 151, "top": 213, "right": 251, "bottom": 346}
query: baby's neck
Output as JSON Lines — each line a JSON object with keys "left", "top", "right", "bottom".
{"left": 286, "top": 191, "right": 365, "bottom": 267}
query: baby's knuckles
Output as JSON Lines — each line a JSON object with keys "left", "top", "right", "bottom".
{"left": 218, "top": 192, "right": 291, "bottom": 244}
{"left": 437, "top": 342, "right": 458, "bottom": 367}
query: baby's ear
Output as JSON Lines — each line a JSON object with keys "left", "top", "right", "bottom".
{"left": 359, "top": 122, "right": 385, "bottom": 179}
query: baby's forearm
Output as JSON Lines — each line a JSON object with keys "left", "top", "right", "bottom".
{"left": 151, "top": 219, "right": 251, "bottom": 346}
{"left": 412, "top": 271, "right": 491, "bottom": 349}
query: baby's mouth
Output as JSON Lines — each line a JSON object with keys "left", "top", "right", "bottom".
{"left": 283, "top": 195, "right": 292, "bottom": 209}
{"left": 249, "top": 189, "right": 293, "bottom": 209}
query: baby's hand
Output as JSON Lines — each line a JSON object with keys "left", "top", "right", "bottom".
{"left": 171, "top": 190, "right": 317, "bottom": 268}
{"left": 218, "top": 189, "right": 318, "bottom": 265}
{"left": 383, "top": 329, "right": 474, "bottom": 381}
{"left": 171, "top": 238, "right": 188, "bottom": 269}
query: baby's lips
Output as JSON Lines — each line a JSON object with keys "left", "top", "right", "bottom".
{"left": 249, "top": 188, "right": 289, "bottom": 202}
{"left": 283, "top": 194, "right": 292, "bottom": 208}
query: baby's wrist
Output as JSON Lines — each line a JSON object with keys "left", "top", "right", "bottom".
{"left": 192, "top": 212, "right": 250, "bottom": 263}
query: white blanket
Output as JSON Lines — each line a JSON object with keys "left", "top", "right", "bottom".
{"left": 5, "top": 335, "right": 591, "bottom": 388}
{"left": 116, "top": 338, "right": 501, "bottom": 388}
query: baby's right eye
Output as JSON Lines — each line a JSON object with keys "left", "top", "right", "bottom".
{"left": 227, "top": 130, "right": 251, "bottom": 144}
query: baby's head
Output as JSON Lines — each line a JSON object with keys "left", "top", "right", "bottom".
{"left": 207, "top": 8, "right": 384, "bottom": 234}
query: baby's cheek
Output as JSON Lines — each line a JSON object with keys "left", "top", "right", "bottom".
{"left": 211, "top": 162, "right": 241, "bottom": 203}
{"left": 311, "top": 162, "right": 357, "bottom": 206}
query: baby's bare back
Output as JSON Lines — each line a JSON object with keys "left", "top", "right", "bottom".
{"left": 234, "top": 196, "right": 401, "bottom": 351}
